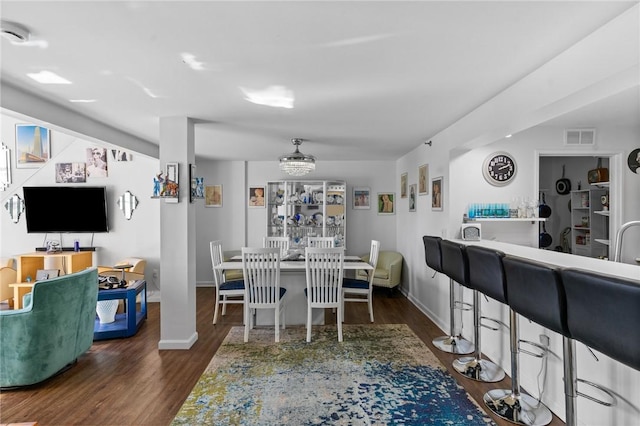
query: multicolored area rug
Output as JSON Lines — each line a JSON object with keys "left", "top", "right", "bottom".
{"left": 172, "top": 324, "right": 496, "bottom": 425}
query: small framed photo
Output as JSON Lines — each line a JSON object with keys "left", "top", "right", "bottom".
{"left": 377, "top": 192, "right": 395, "bottom": 215}
{"left": 16, "top": 124, "right": 51, "bottom": 168}
{"left": 55, "top": 162, "right": 86, "bottom": 183}
{"left": 418, "top": 164, "right": 429, "bottom": 195}
{"left": 409, "top": 184, "right": 416, "bottom": 212}
{"left": 86, "top": 147, "right": 108, "bottom": 178}
{"left": 353, "top": 187, "right": 370, "bottom": 209}
{"left": 205, "top": 185, "right": 222, "bottom": 207}
{"left": 110, "top": 149, "right": 132, "bottom": 161}
{"left": 432, "top": 177, "right": 443, "bottom": 211}
{"left": 400, "top": 173, "right": 408, "bottom": 198}
{"left": 248, "top": 186, "right": 265, "bottom": 208}
{"left": 166, "top": 162, "right": 179, "bottom": 185}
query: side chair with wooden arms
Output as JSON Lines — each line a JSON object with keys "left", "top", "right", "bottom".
{"left": 305, "top": 247, "right": 344, "bottom": 342}
{"left": 342, "top": 239, "right": 380, "bottom": 323}
{"left": 242, "top": 247, "right": 286, "bottom": 343}
{"left": 210, "top": 240, "right": 245, "bottom": 325}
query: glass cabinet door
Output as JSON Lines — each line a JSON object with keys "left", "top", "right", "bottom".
{"left": 266, "top": 180, "right": 346, "bottom": 249}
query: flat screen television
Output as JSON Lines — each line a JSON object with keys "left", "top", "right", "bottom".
{"left": 23, "top": 186, "right": 109, "bottom": 233}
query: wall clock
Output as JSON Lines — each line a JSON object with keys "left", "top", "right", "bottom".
{"left": 482, "top": 151, "right": 517, "bottom": 186}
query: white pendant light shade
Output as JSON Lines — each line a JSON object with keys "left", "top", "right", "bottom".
{"left": 279, "top": 138, "right": 315, "bottom": 176}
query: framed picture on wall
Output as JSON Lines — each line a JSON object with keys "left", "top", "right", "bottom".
{"left": 353, "top": 187, "right": 370, "bottom": 209}
{"left": 400, "top": 173, "right": 408, "bottom": 198}
{"left": 409, "top": 184, "right": 416, "bottom": 212}
{"left": 248, "top": 186, "right": 265, "bottom": 208}
{"left": 205, "top": 185, "right": 222, "bottom": 207}
{"left": 16, "top": 124, "right": 51, "bottom": 168}
{"left": 418, "top": 164, "right": 429, "bottom": 195}
{"left": 377, "top": 192, "right": 395, "bottom": 215}
{"left": 432, "top": 177, "right": 443, "bottom": 211}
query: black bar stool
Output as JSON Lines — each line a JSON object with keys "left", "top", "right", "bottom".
{"left": 422, "top": 236, "right": 473, "bottom": 354}
{"left": 560, "top": 268, "right": 638, "bottom": 426}
{"left": 485, "top": 256, "right": 558, "bottom": 426}
{"left": 453, "top": 245, "right": 507, "bottom": 382}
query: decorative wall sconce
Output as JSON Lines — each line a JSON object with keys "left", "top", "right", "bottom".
{"left": 118, "top": 190, "right": 138, "bottom": 220}
{"left": 4, "top": 193, "right": 24, "bottom": 223}
{"left": 0, "top": 143, "right": 11, "bottom": 191}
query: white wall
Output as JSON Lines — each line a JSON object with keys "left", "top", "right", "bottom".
{"left": 194, "top": 160, "right": 397, "bottom": 285}
{"left": 0, "top": 112, "right": 162, "bottom": 296}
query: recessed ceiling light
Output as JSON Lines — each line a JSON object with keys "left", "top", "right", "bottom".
{"left": 240, "top": 85, "right": 294, "bottom": 109}
{"left": 27, "top": 70, "right": 72, "bottom": 84}
{"left": 505, "top": 134, "right": 513, "bottom": 138}
{"left": 181, "top": 52, "right": 204, "bottom": 70}
{"left": 69, "top": 99, "right": 97, "bottom": 103}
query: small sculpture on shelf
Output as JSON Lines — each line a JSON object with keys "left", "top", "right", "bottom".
{"left": 601, "top": 193, "right": 609, "bottom": 211}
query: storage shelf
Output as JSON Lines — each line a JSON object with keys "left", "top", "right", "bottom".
{"left": 469, "top": 218, "right": 546, "bottom": 223}
{"left": 594, "top": 239, "right": 610, "bottom": 246}
{"left": 594, "top": 210, "right": 610, "bottom": 216}
{"left": 590, "top": 182, "right": 610, "bottom": 188}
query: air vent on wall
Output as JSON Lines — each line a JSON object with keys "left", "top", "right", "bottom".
{"left": 565, "top": 128, "right": 595, "bottom": 146}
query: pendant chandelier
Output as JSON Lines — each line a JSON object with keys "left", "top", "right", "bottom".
{"left": 279, "top": 138, "right": 315, "bottom": 176}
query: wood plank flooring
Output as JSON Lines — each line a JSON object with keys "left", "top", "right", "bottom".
{"left": 0, "top": 287, "right": 564, "bottom": 425}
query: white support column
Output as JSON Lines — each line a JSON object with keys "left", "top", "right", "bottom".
{"left": 158, "top": 117, "right": 197, "bottom": 350}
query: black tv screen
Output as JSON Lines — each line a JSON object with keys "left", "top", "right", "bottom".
{"left": 23, "top": 186, "right": 109, "bottom": 233}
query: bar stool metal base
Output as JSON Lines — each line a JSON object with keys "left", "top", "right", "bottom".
{"left": 432, "top": 335, "right": 474, "bottom": 354}
{"left": 483, "top": 389, "right": 552, "bottom": 426}
{"left": 452, "top": 356, "right": 505, "bottom": 382}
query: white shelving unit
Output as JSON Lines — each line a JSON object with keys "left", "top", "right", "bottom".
{"left": 266, "top": 180, "right": 346, "bottom": 248}
{"left": 570, "top": 188, "right": 608, "bottom": 258}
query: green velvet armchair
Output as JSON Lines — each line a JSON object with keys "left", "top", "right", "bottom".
{"left": 0, "top": 268, "right": 98, "bottom": 388}
{"left": 356, "top": 251, "right": 403, "bottom": 292}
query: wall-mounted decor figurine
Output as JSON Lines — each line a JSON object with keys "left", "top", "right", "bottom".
{"left": 4, "top": 193, "right": 24, "bottom": 223}
{"left": 0, "top": 143, "right": 11, "bottom": 190}
{"left": 118, "top": 191, "right": 139, "bottom": 220}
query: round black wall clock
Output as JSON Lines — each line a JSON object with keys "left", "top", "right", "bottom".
{"left": 483, "top": 151, "right": 517, "bottom": 186}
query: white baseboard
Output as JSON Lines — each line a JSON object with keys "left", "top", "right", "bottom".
{"left": 158, "top": 332, "right": 198, "bottom": 350}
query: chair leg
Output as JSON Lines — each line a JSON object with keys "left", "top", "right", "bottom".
{"left": 337, "top": 305, "right": 343, "bottom": 342}
{"left": 221, "top": 295, "right": 228, "bottom": 316}
{"left": 244, "top": 304, "right": 250, "bottom": 343}
{"left": 368, "top": 293, "right": 374, "bottom": 323}
{"left": 275, "top": 305, "right": 280, "bottom": 343}
{"left": 307, "top": 305, "right": 312, "bottom": 342}
{"left": 213, "top": 289, "right": 221, "bottom": 325}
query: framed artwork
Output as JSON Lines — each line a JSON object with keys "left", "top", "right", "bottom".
{"left": 353, "top": 187, "right": 370, "bottom": 209}
{"left": 377, "top": 192, "right": 395, "bottom": 215}
{"left": 400, "top": 173, "right": 408, "bottom": 198}
{"left": 248, "top": 186, "right": 265, "bottom": 208}
{"left": 205, "top": 185, "right": 222, "bottom": 207}
{"left": 189, "top": 164, "right": 197, "bottom": 203}
{"left": 110, "top": 149, "right": 132, "bottom": 161}
{"left": 86, "top": 147, "right": 108, "bottom": 178}
{"left": 55, "top": 162, "right": 86, "bottom": 183}
{"left": 418, "top": 164, "right": 429, "bottom": 195}
{"left": 409, "top": 184, "right": 416, "bottom": 212}
{"left": 431, "top": 177, "right": 443, "bottom": 211}
{"left": 16, "top": 124, "right": 51, "bottom": 168}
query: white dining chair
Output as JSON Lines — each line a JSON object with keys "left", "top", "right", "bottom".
{"left": 342, "top": 239, "right": 380, "bottom": 323}
{"left": 306, "top": 236, "right": 335, "bottom": 248}
{"left": 305, "top": 247, "right": 344, "bottom": 342}
{"left": 210, "top": 240, "right": 245, "bottom": 325}
{"left": 262, "top": 237, "right": 290, "bottom": 257}
{"left": 242, "top": 247, "right": 286, "bottom": 342}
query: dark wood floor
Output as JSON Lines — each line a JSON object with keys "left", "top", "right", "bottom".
{"left": 0, "top": 287, "right": 564, "bottom": 426}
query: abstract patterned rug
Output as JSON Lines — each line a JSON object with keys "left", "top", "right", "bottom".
{"left": 172, "top": 324, "right": 496, "bottom": 425}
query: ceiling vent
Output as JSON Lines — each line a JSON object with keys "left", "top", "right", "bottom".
{"left": 0, "top": 20, "right": 30, "bottom": 43}
{"left": 565, "top": 128, "right": 595, "bottom": 146}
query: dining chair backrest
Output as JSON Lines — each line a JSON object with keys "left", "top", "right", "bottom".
{"left": 466, "top": 245, "right": 508, "bottom": 304}
{"left": 440, "top": 240, "right": 470, "bottom": 288}
{"left": 263, "top": 237, "right": 290, "bottom": 256}
{"left": 242, "top": 247, "right": 282, "bottom": 307}
{"left": 307, "top": 236, "right": 334, "bottom": 248}
{"left": 305, "top": 247, "right": 344, "bottom": 306}
{"left": 367, "top": 240, "right": 381, "bottom": 282}
{"left": 210, "top": 240, "right": 225, "bottom": 286}
{"left": 422, "top": 235, "right": 444, "bottom": 274}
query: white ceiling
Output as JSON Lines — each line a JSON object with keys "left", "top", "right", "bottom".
{"left": 1, "top": 1, "right": 638, "bottom": 161}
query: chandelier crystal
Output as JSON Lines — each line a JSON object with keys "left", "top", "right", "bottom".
{"left": 279, "top": 138, "right": 315, "bottom": 176}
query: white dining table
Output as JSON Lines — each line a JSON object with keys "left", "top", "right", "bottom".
{"left": 217, "top": 255, "right": 373, "bottom": 326}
